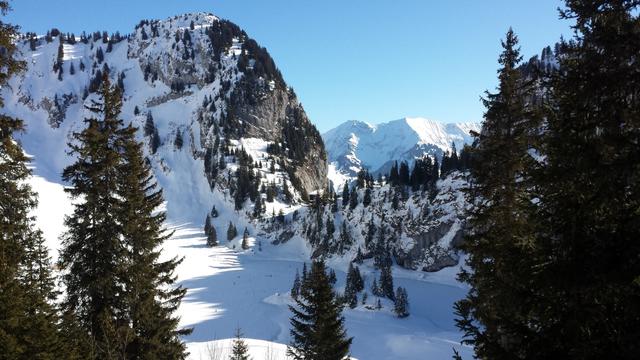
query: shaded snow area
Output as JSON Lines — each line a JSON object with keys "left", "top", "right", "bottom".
{"left": 323, "top": 118, "right": 480, "bottom": 188}
{"left": 29, "top": 173, "right": 472, "bottom": 359}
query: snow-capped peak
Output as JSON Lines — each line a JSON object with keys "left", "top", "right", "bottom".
{"left": 144, "top": 12, "right": 220, "bottom": 29}
{"left": 323, "top": 117, "right": 480, "bottom": 184}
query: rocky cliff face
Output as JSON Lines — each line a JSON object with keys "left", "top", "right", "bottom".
{"left": 228, "top": 78, "right": 327, "bottom": 195}
{"left": 130, "top": 14, "right": 327, "bottom": 196}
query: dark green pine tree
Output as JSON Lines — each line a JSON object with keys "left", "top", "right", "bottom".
{"left": 287, "top": 261, "right": 352, "bottom": 360}
{"left": 174, "top": 130, "right": 183, "bottom": 150}
{"left": 241, "top": 227, "right": 250, "bottom": 250}
{"left": 0, "top": 4, "right": 31, "bottom": 357}
{"left": 343, "top": 262, "right": 359, "bottom": 308}
{"left": 144, "top": 112, "right": 160, "bottom": 154}
{"left": 0, "top": 3, "right": 63, "bottom": 358}
{"left": 118, "top": 124, "right": 192, "bottom": 359}
{"left": 348, "top": 186, "right": 358, "bottom": 210}
{"left": 18, "top": 226, "right": 64, "bottom": 357}
{"left": 393, "top": 287, "right": 409, "bottom": 318}
{"left": 362, "top": 187, "right": 372, "bottom": 207}
{"left": 529, "top": 1, "right": 640, "bottom": 358}
{"left": 229, "top": 327, "right": 250, "bottom": 360}
{"left": 378, "top": 263, "right": 395, "bottom": 300}
{"left": 291, "top": 270, "right": 301, "bottom": 299}
{"left": 398, "top": 161, "right": 410, "bottom": 185}
{"left": 455, "top": 27, "right": 541, "bottom": 359}
{"left": 341, "top": 180, "right": 349, "bottom": 208}
{"left": 300, "top": 263, "right": 308, "bottom": 289}
{"left": 227, "top": 221, "right": 237, "bottom": 241}
{"left": 59, "top": 72, "right": 129, "bottom": 358}
{"left": 205, "top": 214, "right": 218, "bottom": 247}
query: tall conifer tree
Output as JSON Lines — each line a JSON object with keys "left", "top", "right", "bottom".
{"left": 532, "top": 1, "right": 640, "bottom": 357}
{"left": 288, "top": 261, "right": 352, "bottom": 360}
{"left": 455, "top": 28, "right": 540, "bottom": 359}
{"left": 118, "top": 124, "right": 191, "bottom": 359}
{"left": 0, "top": 1, "right": 61, "bottom": 357}
{"left": 60, "top": 72, "right": 130, "bottom": 358}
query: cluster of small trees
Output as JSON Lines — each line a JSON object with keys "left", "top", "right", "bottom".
{"left": 291, "top": 258, "right": 409, "bottom": 321}
{"left": 387, "top": 144, "right": 471, "bottom": 190}
{"left": 231, "top": 148, "right": 261, "bottom": 210}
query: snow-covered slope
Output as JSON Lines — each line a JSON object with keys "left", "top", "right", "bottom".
{"left": 10, "top": 12, "right": 473, "bottom": 359}
{"left": 28, "top": 171, "right": 471, "bottom": 360}
{"left": 8, "top": 12, "right": 325, "bottom": 225}
{"left": 323, "top": 117, "right": 479, "bottom": 185}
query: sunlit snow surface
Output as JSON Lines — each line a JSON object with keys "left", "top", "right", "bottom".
{"left": 29, "top": 175, "right": 472, "bottom": 359}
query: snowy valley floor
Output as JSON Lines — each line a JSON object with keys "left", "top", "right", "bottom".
{"left": 30, "top": 175, "right": 472, "bottom": 360}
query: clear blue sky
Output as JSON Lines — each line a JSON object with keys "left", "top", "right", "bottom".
{"left": 7, "top": 0, "right": 573, "bottom": 132}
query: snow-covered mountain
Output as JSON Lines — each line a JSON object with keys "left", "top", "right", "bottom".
{"left": 6, "top": 12, "right": 473, "bottom": 359}
{"left": 323, "top": 117, "right": 479, "bottom": 184}
{"left": 8, "top": 13, "right": 326, "bottom": 224}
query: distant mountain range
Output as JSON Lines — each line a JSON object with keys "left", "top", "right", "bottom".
{"left": 322, "top": 117, "right": 480, "bottom": 185}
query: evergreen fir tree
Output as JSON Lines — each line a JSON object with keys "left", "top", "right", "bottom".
{"left": 327, "top": 268, "right": 337, "bottom": 285}
{"left": 301, "top": 263, "right": 308, "bottom": 284}
{"left": 174, "top": 130, "right": 183, "bottom": 150}
{"left": 455, "top": 28, "right": 543, "bottom": 359}
{"left": 0, "top": 3, "right": 62, "bottom": 356}
{"left": 287, "top": 261, "right": 352, "bottom": 360}
{"left": 205, "top": 215, "right": 217, "bottom": 247}
{"left": 338, "top": 221, "right": 352, "bottom": 254}
{"left": 379, "top": 264, "right": 394, "bottom": 300}
{"left": 362, "top": 187, "right": 372, "bottom": 207}
{"left": 95, "top": 46, "right": 104, "bottom": 63}
{"left": 344, "top": 262, "right": 358, "bottom": 308}
{"left": 398, "top": 161, "right": 410, "bottom": 185}
{"left": 17, "top": 225, "right": 64, "bottom": 358}
{"left": 118, "top": 123, "right": 191, "bottom": 358}
{"left": 341, "top": 180, "right": 349, "bottom": 208}
{"left": 204, "top": 214, "right": 212, "bottom": 235}
{"left": 344, "top": 262, "right": 364, "bottom": 309}
{"left": 241, "top": 227, "right": 250, "bottom": 250}
{"left": 388, "top": 161, "right": 399, "bottom": 185}
{"left": 227, "top": 222, "right": 237, "bottom": 241}
{"left": 252, "top": 195, "right": 263, "bottom": 218}
{"left": 371, "top": 278, "right": 380, "bottom": 297}
{"left": 348, "top": 186, "right": 358, "bottom": 210}
{"left": 210, "top": 205, "right": 219, "bottom": 218}
{"left": 59, "top": 71, "right": 130, "bottom": 359}
{"left": 229, "top": 327, "right": 250, "bottom": 360}
{"left": 530, "top": 2, "right": 640, "bottom": 357}
{"left": 144, "top": 112, "right": 160, "bottom": 154}
{"left": 393, "top": 287, "right": 409, "bottom": 318}
{"left": 291, "top": 270, "right": 301, "bottom": 299}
